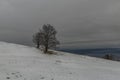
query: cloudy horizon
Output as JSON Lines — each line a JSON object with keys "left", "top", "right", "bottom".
{"left": 0, "top": 0, "right": 120, "bottom": 48}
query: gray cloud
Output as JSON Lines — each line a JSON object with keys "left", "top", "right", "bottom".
{"left": 0, "top": 0, "right": 120, "bottom": 48}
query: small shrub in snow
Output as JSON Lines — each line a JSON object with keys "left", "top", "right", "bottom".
{"left": 103, "top": 54, "right": 114, "bottom": 60}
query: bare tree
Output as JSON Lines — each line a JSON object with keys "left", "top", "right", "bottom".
{"left": 33, "top": 32, "right": 42, "bottom": 48}
{"left": 33, "top": 24, "right": 60, "bottom": 53}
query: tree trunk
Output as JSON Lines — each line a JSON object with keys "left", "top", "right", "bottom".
{"left": 36, "top": 43, "right": 40, "bottom": 48}
{"left": 44, "top": 46, "right": 48, "bottom": 53}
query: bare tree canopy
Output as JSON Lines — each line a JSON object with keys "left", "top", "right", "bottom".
{"left": 33, "top": 24, "right": 60, "bottom": 53}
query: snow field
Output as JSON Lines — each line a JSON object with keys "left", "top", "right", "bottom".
{"left": 0, "top": 42, "right": 119, "bottom": 80}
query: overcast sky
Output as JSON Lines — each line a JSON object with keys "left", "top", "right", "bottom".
{"left": 0, "top": 0, "right": 120, "bottom": 48}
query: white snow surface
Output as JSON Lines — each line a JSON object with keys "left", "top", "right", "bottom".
{"left": 0, "top": 42, "right": 120, "bottom": 80}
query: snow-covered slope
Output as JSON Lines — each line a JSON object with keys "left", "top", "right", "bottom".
{"left": 0, "top": 42, "right": 120, "bottom": 80}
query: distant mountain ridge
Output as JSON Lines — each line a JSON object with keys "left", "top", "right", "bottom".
{"left": 58, "top": 48, "right": 120, "bottom": 58}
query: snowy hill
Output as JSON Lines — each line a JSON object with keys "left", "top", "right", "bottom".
{"left": 0, "top": 42, "right": 120, "bottom": 80}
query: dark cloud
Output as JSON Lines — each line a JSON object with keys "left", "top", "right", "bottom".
{"left": 0, "top": 0, "right": 120, "bottom": 48}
